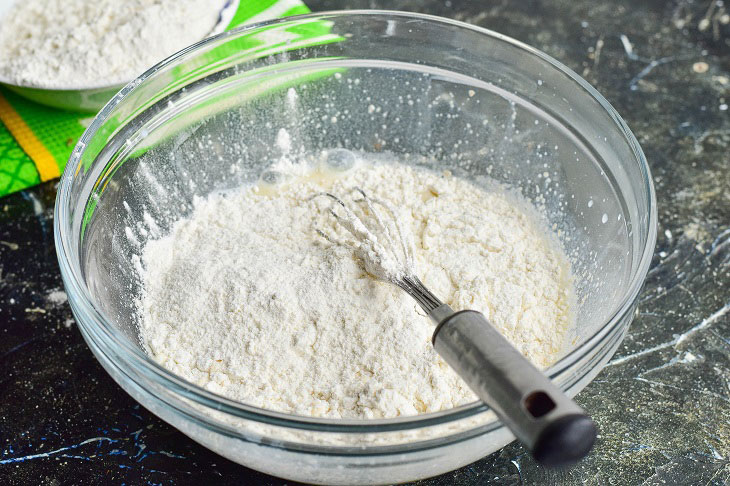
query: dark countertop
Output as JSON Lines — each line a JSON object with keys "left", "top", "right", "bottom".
{"left": 1, "top": 0, "right": 728, "bottom": 484}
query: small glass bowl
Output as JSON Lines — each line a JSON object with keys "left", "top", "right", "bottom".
{"left": 55, "top": 11, "right": 656, "bottom": 485}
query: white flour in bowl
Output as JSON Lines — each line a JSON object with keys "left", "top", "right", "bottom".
{"left": 0, "top": 0, "right": 226, "bottom": 88}
{"left": 136, "top": 154, "right": 575, "bottom": 419}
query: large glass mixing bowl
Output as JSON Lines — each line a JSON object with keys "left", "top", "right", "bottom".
{"left": 55, "top": 11, "right": 656, "bottom": 485}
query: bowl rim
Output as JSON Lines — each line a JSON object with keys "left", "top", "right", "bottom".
{"left": 54, "top": 9, "right": 657, "bottom": 433}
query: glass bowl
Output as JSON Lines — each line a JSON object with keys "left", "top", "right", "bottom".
{"left": 54, "top": 11, "right": 656, "bottom": 485}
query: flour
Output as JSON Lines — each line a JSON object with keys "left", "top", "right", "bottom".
{"left": 0, "top": 0, "right": 226, "bottom": 88}
{"left": 46, "top": 290, "right": 68, "bottom": 306}
{"left": 137, "top": 154, "right": 575, "bottom": 419}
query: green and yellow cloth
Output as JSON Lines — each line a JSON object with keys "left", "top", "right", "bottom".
{"left": 0, "top": 0, "right": 310, "bottom": 197}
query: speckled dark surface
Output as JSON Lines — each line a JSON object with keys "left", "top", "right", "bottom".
{"left": 1, "top": 0, "right": 729, "bottom": 484}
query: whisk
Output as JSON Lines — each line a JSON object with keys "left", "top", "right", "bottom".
{"left": 318, "top": 188, "right": 597, "bottom": 467}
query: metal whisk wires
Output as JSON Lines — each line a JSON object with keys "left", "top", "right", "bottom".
{"left": 315, "top": 188, "right": 444, "bottom": 314}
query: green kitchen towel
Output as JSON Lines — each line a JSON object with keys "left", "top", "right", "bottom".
{"left": 0, "top": 0, "right": 311, "bottom": 198}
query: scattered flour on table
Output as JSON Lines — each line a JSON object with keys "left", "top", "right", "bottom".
{"left": 0, "top": 0, "right": 225, "bottom": 88}
{"left": 137, "top": 155, "right": 575, "bottom": 419}
{"left": 46, "top": 290, "right": 68, "bottom": 305}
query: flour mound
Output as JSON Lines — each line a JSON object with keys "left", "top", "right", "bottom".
{"left": 137, "top": 158, "right": 574, "bottom": 419}
{"left": 0, "top": 0, "right": 225, "bottom": 88}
